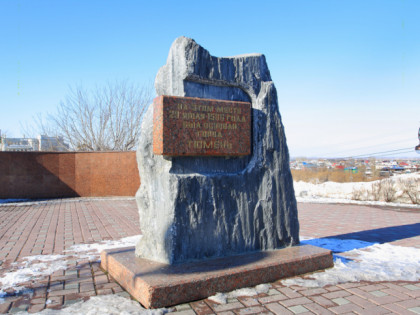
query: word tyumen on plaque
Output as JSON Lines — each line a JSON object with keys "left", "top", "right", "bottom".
{"left": 153, "top": 95, "right": 251, "bottom": 156}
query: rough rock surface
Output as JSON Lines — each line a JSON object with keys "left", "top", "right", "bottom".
{"left": 136, "top": 37, "right": 299, "bottom": 264}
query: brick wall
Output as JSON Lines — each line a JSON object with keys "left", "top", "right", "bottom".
{"left": 0, "top": 152, "right": 140, "bottom": 199}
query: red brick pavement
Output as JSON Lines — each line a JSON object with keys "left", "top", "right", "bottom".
{"left": 0, "top": 199, "right": 419, "bottom": 314}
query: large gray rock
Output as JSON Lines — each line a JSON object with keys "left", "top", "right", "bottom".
{"left": 135, "top": 37, "right": 299, "bottom": 264}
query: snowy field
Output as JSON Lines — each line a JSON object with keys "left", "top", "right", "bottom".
{"left": 294, "top": 172, "right": 420, "bottom": 208}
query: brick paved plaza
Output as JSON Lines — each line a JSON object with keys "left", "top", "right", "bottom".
{"left": 0, "top": 199, "right": 419, "bottom": 314}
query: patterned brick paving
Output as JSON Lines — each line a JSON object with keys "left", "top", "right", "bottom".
{"left": 0, "top": 199, "right": 419, "bottom": 314}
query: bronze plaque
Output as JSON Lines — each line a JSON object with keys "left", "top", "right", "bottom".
{"left": 153, "top": 95, "right": 251, "bottom": 156}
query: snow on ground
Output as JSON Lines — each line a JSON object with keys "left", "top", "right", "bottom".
{"left": 10, "top": 236, "right": 419, "bottom": 312}
{"left": 65, "top": 235, "right": 142, "bottom": 261}
{"left": 14, "top": 295, "right": 170, "bottom": 315}
{"left": 0, "top": 236, "right": 141, "bottom": 300}
{"left": 0, "top": 199, "right": 28, "bottom": 204}
{"left": 207, "top": 237, "right": 420, "bottom": 304}
{"left": 1, "top": 176, "right": 419, "bottom": 311}
{"left": 1, "top": 237, "right": 419, "bottom": 312}
{"left": 208, "top": 284, "right": 270, "bottom": 304}
{"left": 294, "top": 172, "right": 420, "bottom": 208}
{"left": 282, "top": 238, "right": 420, "bottom": 288}
{"left": 0, "top": 255, "right": 67, "bottom": 294}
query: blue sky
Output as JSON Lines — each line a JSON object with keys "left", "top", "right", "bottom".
{"left": 1, "top": 0, "right": 419, "bottom": 158}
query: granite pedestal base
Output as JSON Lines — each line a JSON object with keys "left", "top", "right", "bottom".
{"left": 100, "top": 245, "right": 333, "bottom": 309}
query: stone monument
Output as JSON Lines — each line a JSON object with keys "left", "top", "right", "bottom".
{"left": 101, "top": 37, "right": 333, "bottom": 309}
{"left": 135, "top": 36, "right": 300, "bottom": 264}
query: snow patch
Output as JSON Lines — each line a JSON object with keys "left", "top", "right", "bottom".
{"left": 296, "top": 195, "right": 420, "bottom": 208}
{"left": 0, "top": 199, "right": 29, "bottom": 204}
{"left": 0, "top": 236, "right": 141, "bottom": 299}
{"left": 208, "top": 284, "right": 270, "bottom": 304}
{"left": 66, "top": 235, "right": 142, "bottom": 261}
{"left": 13, "top": 294, "right": 170, "bottom": 314}
{"left": 0, "top": 255, "right": 67, "bottom": 297}
{"left": 283, "top": 239, "right": 420, "bottom": 287}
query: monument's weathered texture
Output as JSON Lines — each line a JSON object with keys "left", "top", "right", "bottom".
{"left": 135, "top": 36, "right": 300, "bottom": 264}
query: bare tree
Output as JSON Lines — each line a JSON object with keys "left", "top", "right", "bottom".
{"left": 351, "top": 186, "right": 368, "bottom": 201}
{"left": 29, "top": 81, "right": 152, "bottom": 151}
{"left": 381, "top": 178, "right": 397, "bottom": 202}
{"left": 399, "top": 178, "right": 420, "bottom": 204}
{"left": 371, "top": 180, "right": 383, "bottom": 201}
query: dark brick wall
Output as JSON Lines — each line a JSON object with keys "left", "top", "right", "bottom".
{"left": 0, "top": 152, "right": 140, "bottom": 198}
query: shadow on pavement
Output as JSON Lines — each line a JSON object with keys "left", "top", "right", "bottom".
{"left": 329, "top": 222, "right": 420, "bottom": 244}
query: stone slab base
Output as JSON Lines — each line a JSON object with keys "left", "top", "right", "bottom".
{"left": 100, "top": 245, "right": 333, "bottom": 309}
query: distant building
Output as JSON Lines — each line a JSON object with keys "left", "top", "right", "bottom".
{"left": 37, "top": 135, "right": 69, "bottom": 151}
{"left": 0, "top": 135, "right": 69, "bottom": 152}
{"left": 302, "top": 162, "right": 317, "bottom": 169}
